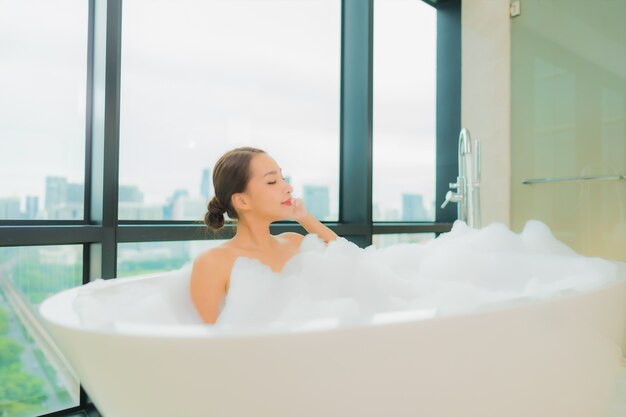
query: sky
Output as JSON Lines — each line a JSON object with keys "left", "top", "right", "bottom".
{"left": 0, "top": 0, "right": 436, "bottom": 220}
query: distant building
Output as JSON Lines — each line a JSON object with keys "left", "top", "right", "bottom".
{"left": 49, "top": 205, "right": 82, "bottom": 220}
{"left": 0, "top": 197, "right": 21, "bottom": 219}
{"left": 164, "top": 189, "right": 189, "bottom": 220}
{"left": 173, "top": 196, "right": 206, "bottom": 221}
{"left": 25, "top": 196, "right": 39, "bottom": 220}
{"left": 303, "top": 185, "right": 330, "bottom": 220}
{"left": 65, "top": 183, "right": 84, "bottom": 219}
{"left": 402, "top": 193, "right": 428, "bottom": 221}
{"left": 200, "top": 168, "right": 212, "bottom": 200}
{"left": 67, "top": 183, "right": 83, "bottom": 204}
{"left": 119, "top": 185, "right": 144, "bottom": 203}
{"left": 118, "top": 185, "right": 146, "bottom": 220}
{"left": 372, "top": 203, "right": 381, "bottom": 221}
{"left": 45, "top": 176, "right": 68, "bottom": 212}
{"left": 118, "top": 203, "right": 165, "bottom": 220}
{"left": 385, "top": 208, "right": 400, "bottom": 221}
{"left": 45, "top": 176, "right": 83, "bottom": 220}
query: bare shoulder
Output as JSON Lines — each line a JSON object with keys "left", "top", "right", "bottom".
{"left": 191, "top": 246, "right": 235, "bottom": 285}
{"left": 190, "top": 246, "right": 237, "bottom": 324}
{"left": 278, "top": 232, "right": 305, "bottom": 245}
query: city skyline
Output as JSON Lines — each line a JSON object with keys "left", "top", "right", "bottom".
{"left": 0, "top": 171, "right": 433, "bottom": 222}
{"left": 1, "top": 0, "right": 436, "bottom": 224}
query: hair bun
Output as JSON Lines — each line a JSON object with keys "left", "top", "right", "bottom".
{"left": 208, "top": 196, "right": 226, "bottom": 215}
{"left": 204, "top": 196, "right": 226, "bottom": 230}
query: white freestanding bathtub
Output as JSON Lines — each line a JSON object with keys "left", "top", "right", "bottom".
{"left": 40, "top": 264, "right": 626, "bottom": 417}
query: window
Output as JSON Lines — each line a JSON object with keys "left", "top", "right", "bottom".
{"left": 372, "top": 0, "right": 436, "bottom": 222}
{"left": 372, "top": 233, "right": 435, "bottom": 248}
{"left": 119, "top": 0, "right": 341, "bottom": 221}
{"left": 0, "top": 245, "right": 82, "bottom": 416}
{"left": 117, "top": 240, "right": 226, "bottom": 277}
{"left": 0, "top": 1, "right": 88, "bottom": 220}
{"left": 0, "top": 2, "right": 459, "bottom": 416}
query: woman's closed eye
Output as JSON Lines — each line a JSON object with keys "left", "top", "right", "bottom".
{"left": 267, "top": 177, "right": 286, "bottom": 185}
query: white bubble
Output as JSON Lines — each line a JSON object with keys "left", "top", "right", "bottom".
{"left": 73, "top": 221, "right": 623, "bottom": 333}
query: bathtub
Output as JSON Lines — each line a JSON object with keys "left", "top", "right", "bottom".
{"left": 40, "top": 263, "right": 626, "bottom": 417}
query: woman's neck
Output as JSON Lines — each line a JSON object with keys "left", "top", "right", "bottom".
{"left": 230, "top": 217, "right": 277, "bottom": 252}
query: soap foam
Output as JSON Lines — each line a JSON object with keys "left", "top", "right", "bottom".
{"left": 72, "top": 220, "right": 622, "bottom": 333}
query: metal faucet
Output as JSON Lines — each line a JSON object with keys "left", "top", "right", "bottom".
{"left": 440, "top": 128, "right": 481, "bottom": 228}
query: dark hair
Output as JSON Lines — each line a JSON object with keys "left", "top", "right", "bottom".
{"left": 204, "top": 147, "right": 266, "bottom": 230}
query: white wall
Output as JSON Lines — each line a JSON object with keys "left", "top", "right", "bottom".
{"left": 461, "top": 0, "right": 511, "bottom": 226}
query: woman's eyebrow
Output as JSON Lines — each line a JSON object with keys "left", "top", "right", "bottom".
{"left": 263, "top": 169, "right": 282, "bottom": 177}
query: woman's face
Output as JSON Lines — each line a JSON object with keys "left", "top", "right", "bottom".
{"left": 235, "top": 153, "right": 294, "bottom": 221}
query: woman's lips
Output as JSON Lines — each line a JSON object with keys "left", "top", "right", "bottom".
{"left": 281, "top": 199, "right": 292, "bottom": 206}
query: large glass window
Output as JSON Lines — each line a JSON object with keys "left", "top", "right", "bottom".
{"left": 373, "top": 0, "right": 436, "bottom": 222}
{"left": 119, "top": 0, "right": 341, "bottom": 221}
{"left": 0, "top": 2, "right": 456, "bottom": 416}
{"left": 0, "top": 245, "right": 82, "bottom": 417}
{"left": 372, "top": 233, "right": 435, "bottom": 248}
{"left": 0, "top": 1, "right": 88, "bottom": 220}
{"left": 117, "top": 240, "right": 225, "bottom": 277}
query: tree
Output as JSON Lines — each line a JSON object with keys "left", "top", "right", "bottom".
{"left": 0, "top": 308, "right": 48, "bottom": 417}
{"left": 0, "top": 308, "right": 8, "bottom": 335}
{"left": 0, "top": 338, "right": 22, "bottom": 367}
{"left": 0, "top": 363, "right": 47, "bottom": 417}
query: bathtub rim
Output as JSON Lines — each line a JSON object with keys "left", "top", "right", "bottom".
{"left": 39, "top": 263, "right": 626, "bottom": 341}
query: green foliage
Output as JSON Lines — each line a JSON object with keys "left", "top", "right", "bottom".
{"left": 0, "top": 400, "right": 43, "bottom": 417}
{"left": 9, "top": 252, "right": 81, "bottom": 305}
{"left": 0, "top": 249, "right": 78, "bottom": 416}
{"left": 0, "top": 310, "right": 48, "bottom": 416}
{"left": 0, "top": 307, "right": 9, "bottom": 335}
{"left": 117, "top": 257, "right": 188, "bottom": 277}
{"left": 0, "top": 247, "right": 16, "bottom": 265}
{"left": 33, "top": 349, "right": 71, "bottom": 400}
{"left": 0, "top": 363, "right": 47, "bottom": 406}
{"left": 0, "top": 338, "right": 23, "bottom": 367}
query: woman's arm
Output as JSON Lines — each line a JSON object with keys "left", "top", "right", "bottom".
{"left": 291, "top": 198, "right": 338, "bottom": 243}
{"left": 189, "top": 249, "right": 229, "bottom": 324}
{"left": 297, "top": 213, "right": 337, "bottom": 243}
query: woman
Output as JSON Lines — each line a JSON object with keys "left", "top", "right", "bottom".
{"left": 190, "top": 147, "right": 338, "bottom": 324}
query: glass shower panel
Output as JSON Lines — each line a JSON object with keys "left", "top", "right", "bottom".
{"left": 511, "top": 0, "right": 626, "bottom": 261}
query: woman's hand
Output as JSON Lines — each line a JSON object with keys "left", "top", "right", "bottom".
{"left": 287, "top": 197, "right": 310, "bottom": 222}
{"left": 287, "top": 197, "right": 338, "bottom": 243}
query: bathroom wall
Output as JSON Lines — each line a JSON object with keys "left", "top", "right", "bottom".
{"left": 462, "top": 0, "right": 626, "bottom": 262}
{"left": 461, "top": 0, "right": 511, "bottom": 227}
{"left": 510, "top": 0, "right": 626, "bottom": 261}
